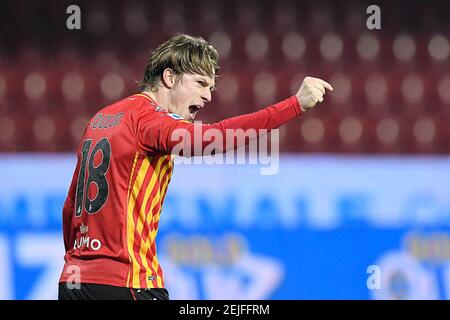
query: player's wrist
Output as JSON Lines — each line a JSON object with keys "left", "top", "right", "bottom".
{"left": 291, "top": 95, "right": 303, "bottom": 115}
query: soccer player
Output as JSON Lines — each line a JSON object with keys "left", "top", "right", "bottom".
{"left": 58, "top": 34, "right": 332, "bottom": 300}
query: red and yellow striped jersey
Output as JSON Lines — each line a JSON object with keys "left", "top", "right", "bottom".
{"left": 59, "top": 92, "right": 301, "bottom": 289}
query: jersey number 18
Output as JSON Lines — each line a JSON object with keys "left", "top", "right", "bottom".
{"left": 74, "top": 137, "right": 111, "bottom": 217}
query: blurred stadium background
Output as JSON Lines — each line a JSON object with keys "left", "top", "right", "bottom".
{"left": 0, "top": 0, "right": 449, "bottom": 299}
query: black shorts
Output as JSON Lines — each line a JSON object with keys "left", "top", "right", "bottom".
{"left": 58, "top": 283, "right": 169, "bottom": 300}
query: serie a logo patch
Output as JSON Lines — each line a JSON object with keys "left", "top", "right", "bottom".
{"left": 166, "top": 113, "right": 184, "bottom": 120}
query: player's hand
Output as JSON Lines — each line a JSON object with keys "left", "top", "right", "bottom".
{"left": 295, "top": 76, "right": 333, "bottom": 112}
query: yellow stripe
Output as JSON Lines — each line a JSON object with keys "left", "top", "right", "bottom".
{"left": 144, "top": 160, "right": 171, "bottom": 287}
{"left": 127, "top": 152, "right": 139, "bottom": 202}
{"left": 148, "top": 163, "right": 173, "bottom": 287}
{"left": 156, "top": 162, "right": 173, "bottom": 286}
{"left": 150, "top": 230, "right": 160, "bottom": 287}
{"left": 153, "top": 164, "right": 173, "bottom": 226}
{"left": 151, "top": 162, "right": 172, "bottom": 288}
{"left": 127, "top": 156, "right": 151, "bottom": 288}
{"left": 136, "top": 157, "right": 166, "bottom": 287}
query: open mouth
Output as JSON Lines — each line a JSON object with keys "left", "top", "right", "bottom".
{"left": 189, "top": 105, "right": 201, "bottom": 114}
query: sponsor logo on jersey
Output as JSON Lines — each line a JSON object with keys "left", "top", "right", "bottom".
{"left": 73, "top": 236, "right": 103, "bottom": 251}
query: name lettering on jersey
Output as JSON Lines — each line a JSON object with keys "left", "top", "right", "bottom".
{"left": 91, "top": 112, "right": 124, "bottom": 130}
{"left": 73, "top": 235, "right": 102, "bottom": 251}
{"left": 73, "top": 224, "right": 102, "bottom": 251}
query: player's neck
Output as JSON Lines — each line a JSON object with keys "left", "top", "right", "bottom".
{"left": 143, "top": 90, "right": 170, "bottom": 113}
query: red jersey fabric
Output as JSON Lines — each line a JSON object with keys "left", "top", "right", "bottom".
{"left": 59, "top": 92, "right": 301, "bottom": 288}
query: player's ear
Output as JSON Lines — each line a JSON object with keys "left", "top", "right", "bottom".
{"left": 162, "top": 68, "right": 176, "bottom": 89}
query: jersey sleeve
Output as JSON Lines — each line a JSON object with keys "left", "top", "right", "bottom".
{"left": 137, "top": 95, "right": 301, "bottom": 156}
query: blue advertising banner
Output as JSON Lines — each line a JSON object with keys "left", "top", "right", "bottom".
{"left": 0, "top": 155, "right": 449, "bottom": 299}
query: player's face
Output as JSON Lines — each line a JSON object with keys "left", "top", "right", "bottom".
{"left": 169, "top": 73, "right": 215, "bottom": 122}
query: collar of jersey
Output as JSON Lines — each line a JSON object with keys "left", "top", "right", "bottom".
{"left": 135, "top": 92, "right": 159, "bottom": 109}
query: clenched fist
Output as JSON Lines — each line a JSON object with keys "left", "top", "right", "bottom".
{"left": 296, "top": 77, "right": 333, "bottom": 112}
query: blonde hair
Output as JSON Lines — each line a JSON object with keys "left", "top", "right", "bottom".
{"left": 139, "top": 34, "right": 219, "bottom": 92}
